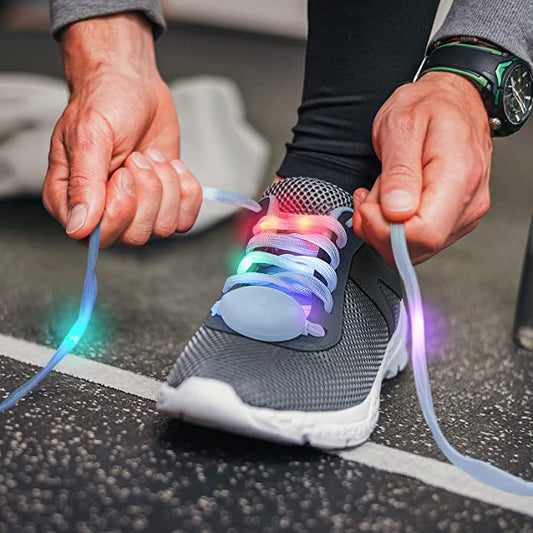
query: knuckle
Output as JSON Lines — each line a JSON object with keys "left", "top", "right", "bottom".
{"left": 153, "top": 221, "right": 177, "bottom": 238}
{"left": 384, "top": 163, "right": 418, "bottom": 182}
{"left": 143, "top": 174, "right": 164, "bottom": 195}
{"left": 480, "top": 195, "right": 491, "bottom": 216}
{"left": 70, "top": 109, "right": 111, "bottom": 148}
{"left": 390, "top": 83, "right": 415, "bottom": 105}
{"left": 417, "top": 229, "right": 447, "bottom": 255}
{"left": 356, "top": 203, "right": 372, "bottom": 226}
{"left": 467, "top": 220, "right": 480, "bottom": 233}
{"left": 106, "top": 198, "right": 132, "bottom": 220}
{"left": 465, "top": 155, "right": 484, "bottom": 181}
{"left": 385, "top": 108, "right": 415, "bottom": 132}
{"left": 180, "top": 176, "right": 202, "bottom": 204}
{"left": 176, "top": 217, "right": 195, "bottom": 233}
{"left": 42, "top": 192, "right": 54, "bottom": 216}
{"left": 473, "top": 194, "right": 491, "bottom": 219}
{"left": 67, "top": 174, "right": 92, "bottom": 202}
{"left": 121, "top": 227, "right": 151, "bottom": 246}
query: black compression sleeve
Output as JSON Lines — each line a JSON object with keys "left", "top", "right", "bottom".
{"left": 277, "top": 0, "right": 440, "bottom": 193}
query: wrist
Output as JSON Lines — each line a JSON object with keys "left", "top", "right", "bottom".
{"left": 62, "top": 13, "right": 159, "bottom": 89}
{"left": 417, "top": 70, "right": 482, "bottom": 98}
{"left": 416, "top": 71, "right": 489, "bottom": 121}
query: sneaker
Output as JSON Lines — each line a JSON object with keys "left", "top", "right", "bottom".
{"left": 157, "top": 177, "right": 408, "bottom": 449}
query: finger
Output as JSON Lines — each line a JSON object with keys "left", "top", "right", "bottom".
{"left": 352, "top": 188, "right": 370, "bottom": 241}
{"left": 120, "top": 152, "right": 163, "bottom": 246}
{"left": 353, "top": 187, "right": 369, "bottom": 210}
{"left": 450, "top": 218, "right": 479, "bottom": 243}
{"left": 410, "top": 219, "right": 479, "bottom": 266}
{"left": 144, "top": 148, "right": 181, "bottom": 238}
{"left": 403, "top": 128, "right": 480, "bottom": 259}
{"left": 98, "top": 168, "right": 137, "bottom": 248}
{"left": 353, "top": 179, "right": 380, "bottom": 244}
{"left": 64, "top": 113, "right": 114, "bottom": 239}
{"left": 43, "top": 127, "right": 70, "bottom": 225}
{"left": 170, "top": 159, "right": 203, "bottom": 232}
{"left": 363, "top": 120, "right": 485, "bottom": 265}
{"left": 357, "top": 202, "right": 396, "bottom": 267}
{"left": 375, "top": 111, "right": 425, "bottom": 221}
{"left": 453, "top": 167, "right": 491, "bottom": 231}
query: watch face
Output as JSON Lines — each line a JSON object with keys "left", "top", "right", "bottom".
{"left": 503, "top": 64, "right": 533, "bottom": 125}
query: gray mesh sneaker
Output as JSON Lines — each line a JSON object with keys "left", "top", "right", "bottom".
{"left": 157, "top": 177, "right": 408, "bottom": 449}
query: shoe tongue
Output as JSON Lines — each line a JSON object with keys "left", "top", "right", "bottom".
{"left": 262, "top": 177, "right": 352, "bottom": 216}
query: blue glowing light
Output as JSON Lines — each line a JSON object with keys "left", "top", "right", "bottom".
{"left": 0, "top": 223, "right": 101, "bottom": 412}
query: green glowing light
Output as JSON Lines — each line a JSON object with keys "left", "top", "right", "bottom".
{"left": 44, "top": 298, "right": 114, "bottom": 359}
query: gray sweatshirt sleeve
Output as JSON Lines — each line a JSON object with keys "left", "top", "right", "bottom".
{"left": 431, "top": 0, "right": 533, "bottom": 68}
{"left": 49, "top": 0, "right": 166, "bottom": 40}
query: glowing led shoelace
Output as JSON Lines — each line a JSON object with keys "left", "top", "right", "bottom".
{"left": 216, "top": 206, "right": 351, "bottom": 337}
{"left": 0, "top": 223, "right": 100, "bottom": 411}
{"left": 0, "top": 188, "right": 531, "bottom": 495}
{"left": 391, "top": 224, "right": 532, "bottom": 496}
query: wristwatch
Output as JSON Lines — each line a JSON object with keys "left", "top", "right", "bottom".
{"left": 418, "top": 38, "right": 533, "bottom": 136}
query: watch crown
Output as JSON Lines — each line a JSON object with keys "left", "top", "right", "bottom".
{"left": 489, "top": 117, "right": 502, "bottom": 131}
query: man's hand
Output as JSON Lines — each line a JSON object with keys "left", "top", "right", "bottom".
{"left": 353, "top": 71, "right": 493, "bottom": 266}
{"left": 43, "top": 13, "right": 202, "bottom": 248}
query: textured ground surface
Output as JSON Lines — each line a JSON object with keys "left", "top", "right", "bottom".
{"left": 1, "top": 26, "right": 532, "bottom": 532}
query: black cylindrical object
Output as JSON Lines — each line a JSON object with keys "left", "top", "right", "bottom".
{"left": 514, "top": 215, "right": 533, "bottom": 351}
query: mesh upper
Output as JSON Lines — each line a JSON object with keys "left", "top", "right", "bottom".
{"left": 264, "top": 177, "right": 352, "bottom": 215}
{"left": 166, "top": 177, "right": 401, "bottom": 411}
{"left": 167, "top": 280, "right": 390, "bottom": 411}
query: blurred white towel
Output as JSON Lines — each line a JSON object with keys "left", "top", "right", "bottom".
{"left": 0, "top": 73, "right": 269, "bottom": 234}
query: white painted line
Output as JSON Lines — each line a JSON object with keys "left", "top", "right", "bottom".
{"left": 338, "top": 443, "right": 533, "bottom": 517}
{"left": 0, "top": 333, "right": 161, "bottom": 402}
{"left": 1, "top": 332, "right": 531, "bottom": 516}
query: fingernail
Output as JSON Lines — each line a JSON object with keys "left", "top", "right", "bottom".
{"left": 384, "top": 189, "right": 415, "bottom": 212}
{"left": 66, "top": 204, "right": 87, "bottom": 234}
{"left": 147, "top": 147, "right": 166, "bottom": 163}
{"left": 121, "top": 170, "right": 135, "bottom": 196}
{"left": 132, "top": 152, "right": 151, "bottom": 170}
{"left": 170, "top": 159, "right": 188, "bottom": 174}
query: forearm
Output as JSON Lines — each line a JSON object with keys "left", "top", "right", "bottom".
{"left": 432, "top": 0, "right": 533, "bottom": 68}
{"left": 61, "top": 14, "right": 159, "bottom": 92}
{"left": 49, "top": 0, "right": 165, "bottom": 41}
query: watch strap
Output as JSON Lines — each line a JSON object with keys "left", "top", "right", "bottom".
{"left": 419, "top": 42, "right": 532, "bottom": 136}
{"left": 419, "top": 42, "right": 511, "bottom": 92}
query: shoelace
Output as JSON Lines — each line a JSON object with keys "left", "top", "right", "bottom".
{"left": 392, "top": 224, "right": 532, "bottom": 496}
{"left": 0, "top": 223, "right": 100, "bottom": 411}
{"left": 0, "top": 188, "right": 531, "bottom": 496}
{"left": 215, "top": 206, "right": 351, "bottom": 337}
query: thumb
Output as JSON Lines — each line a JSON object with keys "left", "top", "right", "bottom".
{"left": 377, "top": 119, "right": 425, "bottom": 222}
{"left": 65, "top": 119, "right": 113, "bottom": 239}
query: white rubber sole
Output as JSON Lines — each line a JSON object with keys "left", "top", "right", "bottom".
{"left": 157, "top": 304, "right": 409, "bottom": 450}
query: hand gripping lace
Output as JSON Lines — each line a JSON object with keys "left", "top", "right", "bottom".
{"left": 220, "top": 208, "right": 349, "bottom": 337}
{"left": 0, "top": 187, "right": 259, "bottom": 413}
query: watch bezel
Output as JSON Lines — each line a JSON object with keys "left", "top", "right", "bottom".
{"left": 498, "top": 60, "right": 533, "bottom": 130}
